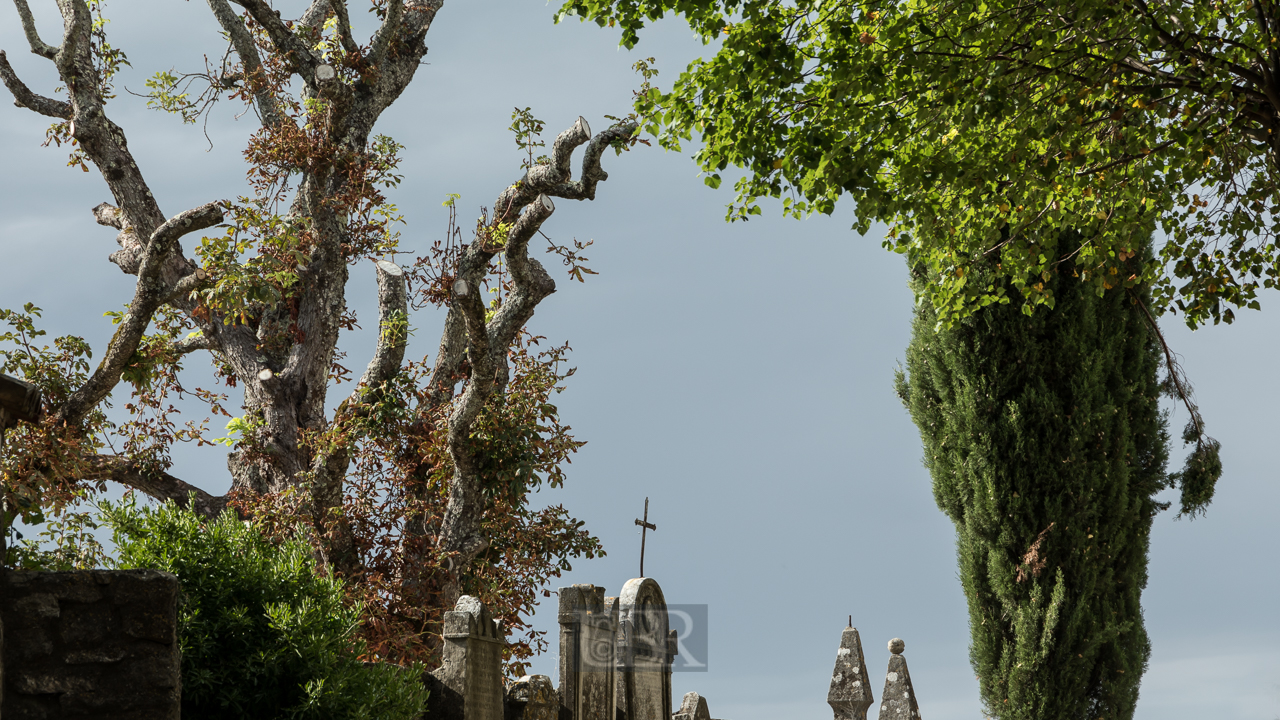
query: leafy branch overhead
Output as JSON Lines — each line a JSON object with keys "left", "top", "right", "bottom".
{"left": 560, "top": 0, "right": 1280, "bottom": 327}
{"left": 1, "top": 0, "right": 635, "bottom": 671}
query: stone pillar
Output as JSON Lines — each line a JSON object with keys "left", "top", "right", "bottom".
{"left": 506, "top": 674, "right": 557, "bottom": 720}
{"left": 828, "top": 626, "right": 873, "bottom": 720}
{"left": 556, "top": 584, "right": 618, "bottom": 720}
{"left": 614, "top": 578, "right": 672, "bottom": 720}
{"left": 428, "top": 595, "right": 506, "bottom": 720}
{"left": 878, "top": 638, "right": 921, "bottom": 720}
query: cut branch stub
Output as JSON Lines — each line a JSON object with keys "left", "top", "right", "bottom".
{"left": 576, "top": 116, "right": 590, "bottom": 137}
{"left": 93, "top": 202, "right": 124, "bottom": 229}
{"left": 316, "top": 64, "right": 336, "bottom": 82}
{"left": 375, "top": 259, "right": 404, "bottom": 278}
{"left": 453, "top": 278, "right": 469, "bottom": 296}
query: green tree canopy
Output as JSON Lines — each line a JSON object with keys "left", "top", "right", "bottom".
{"left": 559, "top": 0, "right": 1280, "bottom": 325}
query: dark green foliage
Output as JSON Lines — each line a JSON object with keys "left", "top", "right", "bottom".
{"left": 895, "top": 237, "right": 1172, "bottom": 719}
{"left": 102, "top": 497, "right": 430, "bottom": 720}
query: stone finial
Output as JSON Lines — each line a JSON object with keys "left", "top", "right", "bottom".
{"left": 878, "top": 639, "right": 921, "bottom": 720}
{"left": 672, "top": 691, "right": 712, "bottom": 720}
{"left": 505, "top": 675, "right": 557, "bottom": 720}
{"left": 828, "top": 626, "right": 873, "bottom": 720}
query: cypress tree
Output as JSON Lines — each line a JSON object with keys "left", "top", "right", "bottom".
{"left": 896, "top": 233, "right": 1216, "bottom": 719}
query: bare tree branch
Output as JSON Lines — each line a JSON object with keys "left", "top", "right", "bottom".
{"left": 525, "top": 116, "right": 591, "bottom": 188}
{"left": 150, "top": 201, "right": 224, "bottom": 252}
{"left": 436, "top": 242, "right": 498, "bottom": 565}
{"left": 163, "top": 267, "right": 211, "bottom": 305}
{"left": 307, "top": 260, "right": 409, "bottom": 576}
{"left": 366, "top": 0, "right": 443, "bottom": 112}
{"left": 549, "top": 122, "right": 639, "bottom": 200}
{"left": 12, "top": 0, "right": 58, "bottom": 59}
{"left": 356, "top": 260, "right": 409, "bottom": 390}
{"left": 368, "top": 0, "right": 407, "bottom": 66}
{"left": 85, "top": 455, "right": 228, "bottom": 518}
{"left": 206, "top": 0, "right": 288, "bottom": 127}
{"left": 0, "top": 50, "right": 70, "bottom": 117}
{"left": 55, "top": 202, "right": 222, "bottom": 426}
{"left": 330, "top": 0, "right": 360, "bottom": 57}
{"left": 427, "top": 117, "right": 635, "bottom": 585}
{"left": 488, "top": 195, "right": 556, "bottom": 355}
{"left": 228, "top": 0, "right": 320, "bottom": 78}
{"left": 172, "top": 333, "right": 212, "bottom": 356}
{"left": 493, "top": 121, "right": 638, "bottom": 217}
{"left": 296, "top": 0, "right": 330, "bottom": 32}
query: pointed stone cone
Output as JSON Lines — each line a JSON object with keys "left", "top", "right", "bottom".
{"left": 828, "top": 626, "right": 874, "bottom": 720}
{"left": 878, "top": 638, "right": 921, "bottom": 720}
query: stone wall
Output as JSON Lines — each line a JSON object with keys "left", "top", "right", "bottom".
{"left": 1, "top": 569, "right": 181, "bottom": 720}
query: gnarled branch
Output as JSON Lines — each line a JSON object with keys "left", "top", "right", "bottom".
{"left": 150, "top": 201, "right": 224, "bottom": 253}
{"left": 207, "top": 0, "right": 288, "bottom": 127}
{"left": 0, "top": 50, "right": 70, "bottom": 118}
{"left": 228, "top": 0, "right": 320, "bottom": 79}
{"left": 548, "top": 122, "right": 638, "bottom": 200}
{"left": 296, "top": 0, "right": 330, "bottom": 32}
{"left": 85, "top": 455, "right": 227, "bottom": 519}
{"left": 487, "top": 194, "right": 557, "bottom": 356}
{"left": 55, "top": 201, "right": 221, "bottom": 427}
{"left": 357, "top": 260, "right": 410, "bottom": 390}
{"left": 13, "top": 0, "right": 58, "bottom": 59}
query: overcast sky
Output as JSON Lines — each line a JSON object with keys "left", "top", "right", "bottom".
{"left": 2, "top": 2, "right": 1277, "bottom": 719}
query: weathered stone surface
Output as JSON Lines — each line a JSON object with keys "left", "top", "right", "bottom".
{"left": 505, "top": 674, "right": 557, "bottom": 720}
{"left": 13, "top": 672, "right": 96, "bottom": 695}
{"left": 427, "top": 594, "right": 505, "bottom": 720}
{"left": 878, "top": 639, "right": 921, "bottom": 720}
{"left": 2, "top": 568, "right": 181, "bottom": 720}
{"left": 59, "top": 605, "right": 113, "bottom": 645}
{"left": 557, "top": 584, "right": 618, "bottom": 720}
{"left": 615, "top": 577, "right": 672, "bottom": 720}
{"left": 64, "top": 648, "right": 127, "bottom": 665}
{"left": 14, "top": 594, "right": 60, "bottom": 619}
{"left": 672, "top": 691, "right": 712, "bottom": 720}
{"left": 828, "top": 626, "right": 873, "bottom": 720}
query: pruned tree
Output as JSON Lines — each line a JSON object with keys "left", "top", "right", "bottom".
{"left": 0, "top": 0, "right": 635, "bottom": 668}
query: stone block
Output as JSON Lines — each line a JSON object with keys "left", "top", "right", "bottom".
{"left": 120, "top": 605, "right": 176, "bottom": 644}
{"left": 58, "top": 605, "right": 113, "bottom": 646}
{"left": 505, "top": 674, "right": 557, "bottom": 720}
{"left": 3, "top": 569, "right": 181, "bottom": 720}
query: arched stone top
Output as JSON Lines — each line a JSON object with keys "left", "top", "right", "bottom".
{"left": 617, "top": 577, "right": 669, "bottom": 661}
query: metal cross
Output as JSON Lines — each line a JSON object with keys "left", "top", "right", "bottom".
{"left": 634, "top": 497, "right": 657, "bottom": 577}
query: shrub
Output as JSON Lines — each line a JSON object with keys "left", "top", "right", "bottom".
{"left": 102, "top": 496, "right": 429, "bottom": 720}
